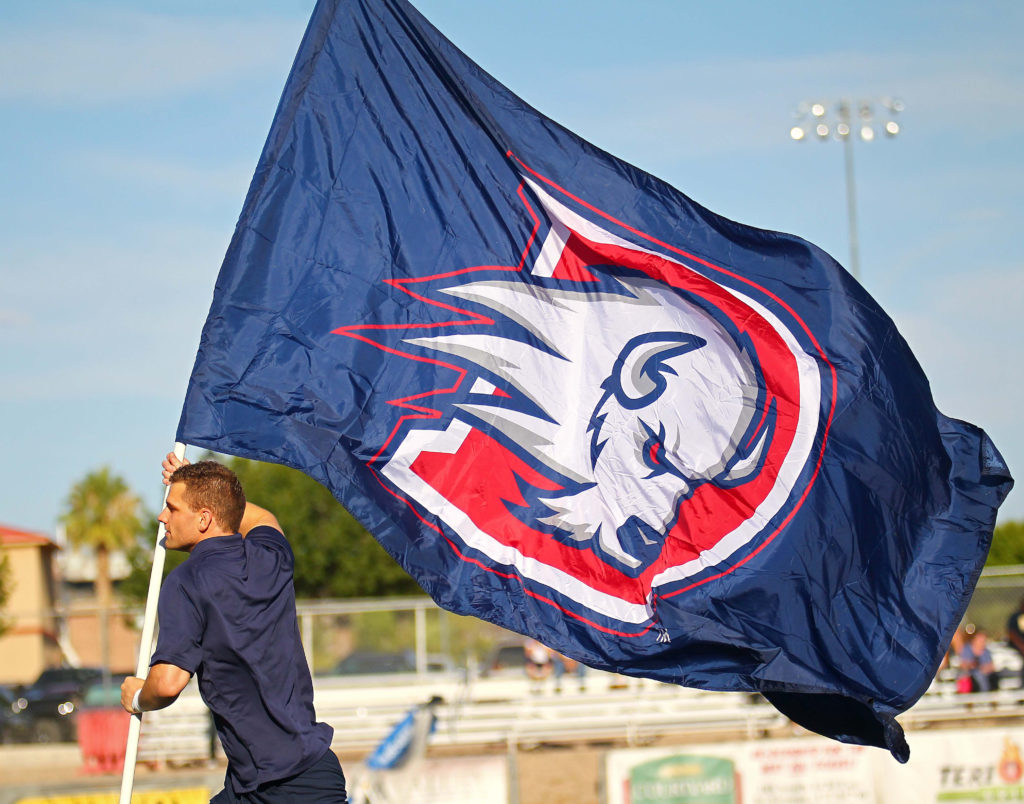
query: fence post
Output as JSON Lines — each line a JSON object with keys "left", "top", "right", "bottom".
{"left": 414, "top": 604, "right": 427, "bottom": 675}
{"left": 302, "top": 611, "right": 315, "bottom": 676}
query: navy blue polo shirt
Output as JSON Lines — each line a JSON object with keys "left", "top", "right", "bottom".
{"left": 151, "top": 526, "right": 333, "bottom": 793}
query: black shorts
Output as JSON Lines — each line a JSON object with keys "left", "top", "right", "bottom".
{"left": 211, "top": 749, "right": 348, "bottom": 804}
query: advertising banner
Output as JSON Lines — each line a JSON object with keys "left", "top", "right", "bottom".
{"left": 607, "top": 739, "right": 872, "bottom": 804}
{"left": 349, "top": 754, "right": 508, "bottom": 804}
{"left": 884, "top": 729, "right": 1024, "bottom": 802}
{"left": 606, "top": 728, "right": 1024, "bottom": 804}
{"left": 628, "top": 754, "right": 740, "bottom": 804}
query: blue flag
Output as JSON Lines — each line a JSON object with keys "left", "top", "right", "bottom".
{"left": 177, "top": 0, "right": 1012, "bottom": 760}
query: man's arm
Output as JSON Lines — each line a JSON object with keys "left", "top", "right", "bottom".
{"left": 239, "top": 502, "right": 282, "bottom": 536}
{"left": 120, "top": 663, "right": 191, "bottom": 714}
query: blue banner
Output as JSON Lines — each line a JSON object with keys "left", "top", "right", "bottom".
{"left": 177, "top": 0, "right": 1013, "bottom": 760}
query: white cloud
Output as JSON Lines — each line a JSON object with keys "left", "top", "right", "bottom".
{"left": 0, "top": 10, "right": 305, "bottom": 105}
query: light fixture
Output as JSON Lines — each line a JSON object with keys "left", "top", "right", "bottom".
{"left": 788, "top": 97, "right": 904, "bottom": 281}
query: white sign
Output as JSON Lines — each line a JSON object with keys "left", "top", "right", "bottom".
{"left": 349, "top": 754, "right": 508, "bottom": 804}
{"left": 605, "top": 728, "right": 1024, "bottom": 804}
{"left": 605, "top": 738, "right": 873, "bottom": 804}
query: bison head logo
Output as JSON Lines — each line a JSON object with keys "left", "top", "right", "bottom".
{"left": 372, "top": 175, "right": 821, "bottom": 626}
{"left": 405, "top": 269, "right": 774, "bottom": 573}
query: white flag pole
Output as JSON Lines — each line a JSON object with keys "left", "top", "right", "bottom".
{"left": 119, "top": 441, "right": 187, "bottom": 804}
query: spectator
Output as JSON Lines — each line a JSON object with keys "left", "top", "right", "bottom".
{"left": 958, "top": 629, "right": 999, "bottom": 693}
{"left": 553, "top": 653, "right": 587, "bottom": 693}
{"left": 524, "top": 638, "right": 553, "bottom": 683}
{"left": 1006, "top": 597, "right": 1024, "bottom": 688}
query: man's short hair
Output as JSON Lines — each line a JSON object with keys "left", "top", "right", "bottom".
{"left": 171, "top": 461, "right": 246, "bottom": 533}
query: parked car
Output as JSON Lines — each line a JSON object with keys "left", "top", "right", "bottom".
{"left": 7, "top": 666, "right": 104, "bottom": 743}
{"left": 0, "top": 684, "right": 26, "bottom": 743}
{"left": 332, "top": 650, "right": 456, "bottom": 676}
{"left": 334, "top": 650, "right": 415, "bottom": 675}
{"left": 82, "top": 675, "right": 129, "bottom": 708}
{"left": 482, "top": 642, "right": 527, "bottom": 677}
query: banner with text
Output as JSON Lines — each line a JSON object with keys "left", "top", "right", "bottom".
{"left": 604, "top": 728, "right": 1024, "bottom": 804}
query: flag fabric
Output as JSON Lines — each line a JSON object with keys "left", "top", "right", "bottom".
{"left": 177, "top": 0, "right": 1013, "bottom": 760}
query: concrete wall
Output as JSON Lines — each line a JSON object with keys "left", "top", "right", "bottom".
{"left": 0, "top": 537, "right": 61, "bottom": 684}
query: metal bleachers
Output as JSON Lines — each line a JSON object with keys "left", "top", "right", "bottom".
{"left": 133, "top": 669, "right": 1024, "bottom": 767}
{"left": 315, "top": 678, "right": 788, "bottom": 753}
{"left": 135, "top": 671, "right": 788, "bottom": 765}
{"left": 138, "top": 694, "right": 224, "bottom": 765}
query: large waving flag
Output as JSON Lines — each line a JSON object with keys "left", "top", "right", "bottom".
{"left": 177, "top": 0, "right": 1012, "bottom": 760}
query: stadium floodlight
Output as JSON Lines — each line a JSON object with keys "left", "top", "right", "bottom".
{"left": 788, "top": 97, "right": 903, "bottom": 281}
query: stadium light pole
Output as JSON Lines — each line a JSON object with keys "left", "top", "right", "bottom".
{"left": 789, "top": 98, "right": 903, "bottom": 281}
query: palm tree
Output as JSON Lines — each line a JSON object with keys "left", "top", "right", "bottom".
{"left": 62, "top": 468, "right": 142, "bottom": 677}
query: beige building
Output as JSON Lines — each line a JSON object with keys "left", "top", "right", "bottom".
{"left": 0, "top": 523, "right": 62, "bottom": 684}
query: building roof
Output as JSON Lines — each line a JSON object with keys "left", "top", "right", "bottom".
{"left": 0, "top": 523, "right": 58, "bottom": 549}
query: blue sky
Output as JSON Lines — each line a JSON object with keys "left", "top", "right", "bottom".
{"left": 1, "top": 0, "right": 1020, "bottom": 534}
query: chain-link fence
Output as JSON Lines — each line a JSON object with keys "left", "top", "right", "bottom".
{"left": 6, "top": 564, "right": 1024, "bottom": 686}
{"left": 295, "top": 597, "right": 521, "bottom": 680}
{"left": 1, "top": 597, "right": 524, "bottom": 685}
{"left": 293, "top": 565, "right": 1024, "bottom": 682}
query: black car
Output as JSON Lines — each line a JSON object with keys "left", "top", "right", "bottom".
{"left": 0, "top": 684, "right": 25, "bottom": 743}
{"left": 8, "top": 666, "right": 105, "bottom": 743}
{"left": 332, "top": 650, "right": 456, "bottom": 676}
{"left": 482, "top": 642, "right": 527, "bottom": 677}
{"left": 333, "top": 650, "right": 417, "bottom": 675}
